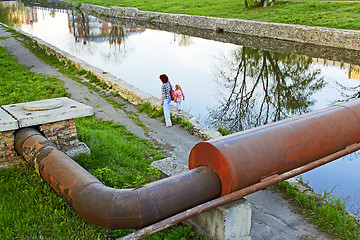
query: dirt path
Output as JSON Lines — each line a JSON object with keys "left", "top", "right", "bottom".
{"left": 0, "top": 24, "right": 335, "bottom": 240}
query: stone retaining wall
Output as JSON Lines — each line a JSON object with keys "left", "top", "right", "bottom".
{"left": 24, "top": 0, "right": 360, "bottom": 51}
{"left": 82, "top": 3, "right": 360, "bottom": 50}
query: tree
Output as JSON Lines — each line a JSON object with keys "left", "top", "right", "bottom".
{"left": 244, "top": 0, "right": 275, "bottom": 8}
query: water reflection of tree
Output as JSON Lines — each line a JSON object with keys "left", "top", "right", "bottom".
{"left": 335, "top": 83, "right": 360, "bottom": 102}
{"left": 335, "top": 65, "right": 360, "bottom": 103}
{"left": 208, "top": 47, "right": 325, "bottom": 133}
{"left": 109, "top": 25, "right": 125, "bottom": 47}
{"left": 70, "top": 11, "right": 125, "bottom": 49}
{"left": 174, "top": 34, "right": 192, "bottom": 46}
{"left": 0, "top": 1, "right": 31, "bottom": 27}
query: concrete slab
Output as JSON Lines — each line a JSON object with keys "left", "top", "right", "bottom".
{"left": 187, "top": 198, "right": 251, "bottom": 240}
{"left": 2, "top": 97, "right": 94, "bottom": 128}
{"left": 0, "top": 108, "right": 18, "bottom": 131}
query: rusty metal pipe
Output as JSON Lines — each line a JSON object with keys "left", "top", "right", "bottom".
{"left": 14, "top": 99, "right": 360, "bottom": 234}
{"left": 122, "top": 142, "right": 360, "bottom": 240}
{"left": 190, "top": 99, "right": 360, "bottom": 196}
{"left": 14, "top": 127, "right": 222, "bottom": 229}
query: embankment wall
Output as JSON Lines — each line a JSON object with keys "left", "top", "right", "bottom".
{"left": 25, "top": 0, "right": 360, "bottom": 51}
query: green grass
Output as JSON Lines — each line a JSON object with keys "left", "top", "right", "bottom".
{"left": 63, "top": 0, "right": 360, "bottom": 30}
{"left": 0, "top": 46, "right": 70, "bottom": 105}
{"left": 0, "top": 166, "right": 104, "bottom": 239}
{"left": 273, "top": 181, "right": 360, "bottom": 239}
{"left": 172, "top": 116, "right": 194, "bottom": 132}
{"left": 137, "top": 102, "right": 195, "bottom": 133}
{"left": 218, "top": 126, "right": 230, "bottom": 136}
{"left": 75, "top": 116, "right": 164, "bottom": 188}
{"left": 137, "top": 102, "right": 164, "bottom": 118}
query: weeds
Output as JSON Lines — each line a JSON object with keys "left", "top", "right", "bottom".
{"left": 137, "top": 102, "right": 163, "bottom": 118}
{"left": 218, "top": 126, "right": 230, "bottom": 136}
{"left": 273, "top": 181, "right": 360, "bottom": 239}
{"left": 172, "top": 116, "right": 194, "bottom": 132}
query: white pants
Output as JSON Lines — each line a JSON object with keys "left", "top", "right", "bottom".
{"left": 163, "top": 98, "right": 172, "bottom": 126}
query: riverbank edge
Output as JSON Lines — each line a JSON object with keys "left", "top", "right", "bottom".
{"left": 24, "top": 0, "right": 360, "bottom": 51}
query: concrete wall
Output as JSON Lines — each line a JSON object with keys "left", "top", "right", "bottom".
{"left": 81, "top": 3, "right": 360, "bottom": 51}
{"left": 24, "top": 0, "right": 360, "bottom": 51}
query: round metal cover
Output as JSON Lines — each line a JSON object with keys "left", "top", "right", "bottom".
{"left": 23, "top": 99, "right": 63, "bottom": 111}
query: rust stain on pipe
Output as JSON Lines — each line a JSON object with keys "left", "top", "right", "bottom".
{"left": 189, "top": 99, "right": 360, "bottom": 195}
{"left": 14, "top": 128, "right": 221, "bottom": 229}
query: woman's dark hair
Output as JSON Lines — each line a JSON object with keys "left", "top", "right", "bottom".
{"left": 159, "top": 74, "right": 169, "bottom": 83}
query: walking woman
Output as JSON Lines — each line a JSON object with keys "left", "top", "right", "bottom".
{"left": 160, "top": 74, "right": 172, "bottom": 127}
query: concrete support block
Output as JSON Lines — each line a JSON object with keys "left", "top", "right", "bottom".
{"left": 1, "top": 98, "right": 94, "bottom": 163}
{"left": 151, "top": 157, "right": 252, "bottom": 240}
{"left": 186, "top": 198, "right": 252, "bottom": 240}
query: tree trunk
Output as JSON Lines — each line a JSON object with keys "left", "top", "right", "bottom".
{"left": 263, "top": 0, "right": 268, "bottom": 7}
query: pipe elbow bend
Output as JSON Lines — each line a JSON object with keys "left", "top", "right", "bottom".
{"left": 15, "top": 127, "right": 222, "bottom": 229}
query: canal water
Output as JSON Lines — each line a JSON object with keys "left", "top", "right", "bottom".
{"left": 1, "top": 1, "right": 360, "bottom": 215}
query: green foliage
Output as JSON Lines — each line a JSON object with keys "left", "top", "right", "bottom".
{"left": 85, "top": 71, "right": 110, "bottom": 90}
{"left": 137, "top": 102, "right": 163, "bottom": 118}
{"left": 0, "top": 46, "right": 69, "bottom": 105}
{"left": 75, "top": 116, "right": 164, "bottom": 189}
{"left": 218, "top": 126, "right": 230, "bottom": 136}
{"left": 273, "top": 181, "right": 360, "bottom": 239}
{"left": 172, "top": 116, "right": 194, "bottom": 131}
{"left": 148, "top": 164, "right": 162, "bottom": 182}
{"left": 0, "top": 165, "right": 103, "bottom": 239}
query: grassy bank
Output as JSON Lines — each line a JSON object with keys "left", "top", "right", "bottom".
{"left": 65, "top": 0, "right": 360, "bottom": 30}
{"left": 0, "top": 35, "right": 200, "bottom": 239}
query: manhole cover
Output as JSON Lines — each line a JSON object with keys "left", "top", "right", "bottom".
{"left": 23, "top": 99, "right": 64, "bottom": 111}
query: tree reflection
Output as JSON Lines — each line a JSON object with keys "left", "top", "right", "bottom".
{"left": 69, "top": 12, "right": 125, "bottom": 48}
{"left": 335, "top": 65, "right": 360, "bottom": 103}
{"left": 208, "top": 47, "right": 325, "bottom": 133}
{"left": 0, "top": 1, "right": 31, "bottom": 27}
{"left": 173, "top": 34, "right": 192, "bottom": 46}
{"left": 109, "top": 25, "right": 125, "bottom": 47}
